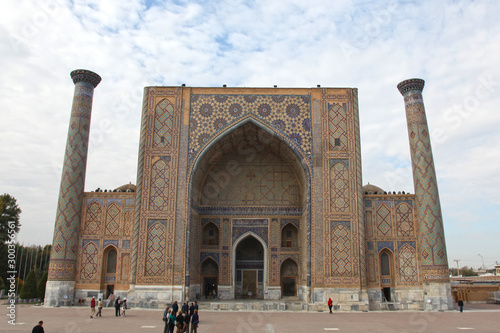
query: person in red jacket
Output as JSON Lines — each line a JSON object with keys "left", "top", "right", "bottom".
{"left": 328, "top": 298, "right": 333, "bottom": 314}
{"left": 90, "top": 296, "right": 96, "bottom": 318}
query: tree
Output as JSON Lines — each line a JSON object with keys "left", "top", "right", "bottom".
{"left": 20, "top": 269, "right": 38, "bottom": 299}
{"left": 461, "top": 266, "right": 479, "bottom": 277}
{"left": 0, "top": 194, "right": 22, "bottom": 243}
{"left": 0, "top": 276, "right": 5, "bottom": 293}
{"left": 37, "top": 271, "right": 48, "bottom": 299}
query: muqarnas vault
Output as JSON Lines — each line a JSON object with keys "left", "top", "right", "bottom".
{"left": 45, "top": 69, "right": 453, "bottom": 311}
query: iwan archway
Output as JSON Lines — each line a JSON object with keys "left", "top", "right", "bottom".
{"left": 187, "top": 118, "right": 311, "bottom": 300}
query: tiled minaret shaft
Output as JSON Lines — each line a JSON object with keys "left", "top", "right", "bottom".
{"left": 398, "top": 79, "right": 449, "bottom": 282}
{"left": 45, "top": 70, "right": 101, "bottom": 305}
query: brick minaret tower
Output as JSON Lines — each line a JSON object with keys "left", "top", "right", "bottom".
{"left": 45, "top": 69, "right": 101, "bottom": 306}
{"left": 398, "top": 78, "right": 452, "bottom": 310}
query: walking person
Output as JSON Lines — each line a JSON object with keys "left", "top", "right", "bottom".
{"left": 115, "top": 296, "right": 121, "bottom": 316}
{"left": 90, "top": 296, "right": 96, "bottom": 318}
{"left": 328, "top": 297, "right": 333, "bottom": 314}
{"left": 458, "top": 299, "right": 464, "bottom": 312}
{"left": 97, "top": 298, "right": 103, "bottom": 317}
{"left": 190, "top": 309, "right": 199, "bottom": 333}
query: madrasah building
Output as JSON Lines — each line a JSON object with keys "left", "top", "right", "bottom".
{"left": 44, "top": 69, "right": 453, "bottom": 311}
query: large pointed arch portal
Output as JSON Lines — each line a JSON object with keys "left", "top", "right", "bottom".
{"left": 186, "top": 118, "right": 311, "bottom": 300}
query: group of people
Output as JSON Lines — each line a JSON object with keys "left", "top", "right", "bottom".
{"left": 89, "top": 295, "right": 128, "bottom": 318}
{"left": 163, "top": 300, "right": 200, "bottom": 333}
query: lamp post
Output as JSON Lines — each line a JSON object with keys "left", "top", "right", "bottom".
{"left": 478, "top": 254, "right": 485, "bottom": 270}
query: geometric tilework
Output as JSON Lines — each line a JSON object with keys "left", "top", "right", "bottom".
{"left": 120, "top": 254, "right": 130, "bottom": 284}
{"left": 84, "top": 202, "right": 101, "bottom": 235}
{"left": 400, "top": 83, "right": 449, "bottom": 280}
{"left": 329, "top": 160, "right": 350, "bottom": 213}
{"left": 145, "top": 221, "right": 166, "bottom": 276}
{"left": 188, "top": 94, "right": 312, "bottom": 165}
{"left": 123, "top": 210, "right": 133, "bottom": 236}
{"left": 396, "top": 203, "right": 414, "bottom": 237}
{"left": 50, "top": 80, "right": 97, "bottom": 281}
{"left": 398, "top": 243, "right": 418, "bottom": 283}
{"left": 328, "top": 103, "right": 348, "bottom": 151}
{"left": 376, "top": 203, "right": 392, "bottom": 237}
{"left": 330, "top": 223, "right": 352, "bottom": 277}
{"left": 80, "top": 241, "right": 99, "bottom": 281}
{"left": 149, "top": 157, "right": 170, "bottom": 211}
{"left": 153, "top": 99, "right": 174, "bottom": 148}
{"left": 105, "top": 202, "right": 120, "bottom": 235}
{"left": 200, "top": 149, "right": 300, "bottom": 207}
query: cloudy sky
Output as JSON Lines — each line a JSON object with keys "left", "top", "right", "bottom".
{"left": 1, "top": 0, "right": 498, "bottom": 270}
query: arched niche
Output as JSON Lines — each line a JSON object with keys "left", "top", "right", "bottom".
{"left": 280, "top": 258, "right": 298, "bottom": 297}
{"left": 101, "top": 245, "right": 118, "bottom": 298}
{"left": 281, "top": 223, "right": 299, "bottom": 248}
{"left": 201, "top": 222, "right": 219, "bottom": 246}
{"left": 201, "top": 258, "right": 218, "bottom": 299}
{"left": 233, "top": 233, "right": 266, "bottom": 299}
{"left": 186, "top": 118, "right": 311, "bottom": 300}
{"left": 379, "top": 248, "right": 395, "bottom": 302}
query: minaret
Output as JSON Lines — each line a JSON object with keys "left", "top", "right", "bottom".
{"left": 45, "top": 69, "right": 101, "bottom": 306}
{"left": 397, "top": 79, "right": 452, "bottom": 310}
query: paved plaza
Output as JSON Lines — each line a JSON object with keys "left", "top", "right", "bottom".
{"left": 2, "top": 303, "right": 500, "bottom": 333}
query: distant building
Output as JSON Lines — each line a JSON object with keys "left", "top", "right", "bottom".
{"left": 44, "top": 70, "right": 453, "bottom": 311}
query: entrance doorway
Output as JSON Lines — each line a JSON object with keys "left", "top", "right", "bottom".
{"left": 235, "top": 236, "right": 264, "bottom": 298}
{"left": 382, "top": 287, "right": 391, "bottom": 302}
{"left": 106, "top": 285, "right": 114, "bottom": 299}
{"left": 201, "top": 258, "right": 218, "bottom": 299}
{"left": 280, "top": 258, "right": 298, "bottom": 297}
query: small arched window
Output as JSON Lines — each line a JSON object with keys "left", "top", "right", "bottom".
{"left": 202, "top": 222, "right": 219, "bottom": 246}
{"left": 380, "top": 251, "right": 390, "bottom": 276}
{"left": 106, "top": 248, "right": 117, "bottom": 274}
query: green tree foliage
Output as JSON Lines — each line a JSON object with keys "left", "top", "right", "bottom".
{"left": 37, "top": 271, "right": 48, "bottom": 299}
{"left": 0, "top": 194, "right": 22, "bottom": 243}
{"left": 461, "top": 266, "right": 479, "bottom": 277}
{"left": 20, "top": 269, "right": 38, "bottom": 299}
{"left": 449, "top": 266, "right": 479, "bottom": 277}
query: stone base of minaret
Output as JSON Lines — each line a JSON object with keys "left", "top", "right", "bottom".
{"left": 44, "top": 281, "right": 75, "bottom": 306}
{"left": 423, "top": 283, "right": 454, "bottom": 311}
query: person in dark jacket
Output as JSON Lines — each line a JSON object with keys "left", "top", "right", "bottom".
{"left": 190, "top": 309, "right": 199, "bottom": 333}
{"left": 115, "top": 296, "right": 121, "bottom": 316}
{"left": 458, "top": 299, "right": 464, "bottom": 312}
{"left": 184, "top": 311, "right": 191, "bottom": 333}
{"left": 189, "top": 302, "right": 195, "bottom": 316}
{"left": 32, "top": 321, "right": 44, "bottom": 333}
{"left": 182, "top": 301, "right": 189, "bottom": 314}
{"left": 172, "top": 300, "right": 179, "bottom": 316}
{"left": 176, "top": 310, "right": 185, "bottom": 332}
